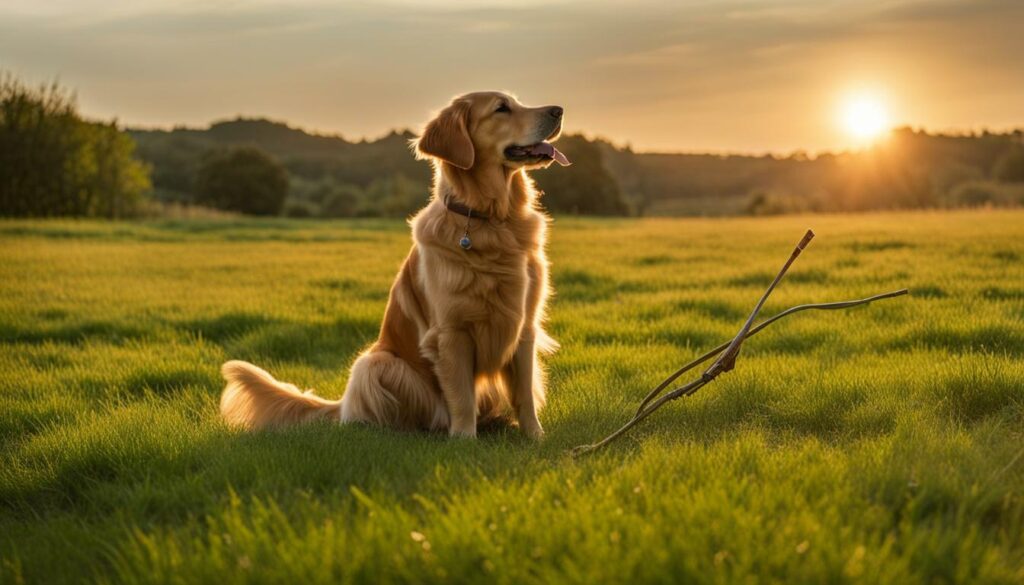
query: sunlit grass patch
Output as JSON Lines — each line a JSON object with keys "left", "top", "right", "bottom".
{"left": 1, "top": 210, "right": 1022, "bottom": 583}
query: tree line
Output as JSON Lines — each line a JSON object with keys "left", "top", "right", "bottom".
{"left": 3, "top": 73, "right": 1023, "bottom": 218}
{"left": 130, "top": 118, "right": 1024, "bottom": 218}
{"left": 128, "top": 118, "right": 629, "bottom": 217}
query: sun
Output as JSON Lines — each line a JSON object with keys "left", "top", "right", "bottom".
{"left": 839, "top": 93, "right": 890, "bottom": 142}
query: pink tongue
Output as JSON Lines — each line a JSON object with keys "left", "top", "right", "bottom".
{"left": 529, "top": 142, "right": 572, "bottom": 166}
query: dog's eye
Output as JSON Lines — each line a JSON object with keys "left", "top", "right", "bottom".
{"left": 495, "top": 102, "right": 511, "bottom": 114}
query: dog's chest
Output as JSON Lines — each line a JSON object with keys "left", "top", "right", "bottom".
{"left": 473, "top": 261, "right": 528, "bottom": 314}
{"left": 466, "top": 260, "right": 530, "bottom": 368}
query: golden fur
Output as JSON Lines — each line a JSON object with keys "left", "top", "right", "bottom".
{"left": 220, "top": 91, "right": 564, "bottom": 438}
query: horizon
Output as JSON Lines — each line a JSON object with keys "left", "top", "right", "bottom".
{"left": 125, "top": 114, "right": 1024, "bottom": 158}
{"left": 2, "top": 0, "right": 1023, "bottom": 153}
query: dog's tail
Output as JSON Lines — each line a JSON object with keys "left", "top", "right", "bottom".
{"left": 220, "top": 360, "right": 341, "bottom": 430}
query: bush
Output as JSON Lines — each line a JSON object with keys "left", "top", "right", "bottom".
{"left": 744, "top": 190, "right": 821, "bottom": 216}
{"left": 195, "top": 147, "right": 288, "bottom": 215}
{"left": 361, "top": 174, "right": 426, "bottom": 218}
{"left": 993, "top": 149, "right": 1024, "bottom": 183}
{"left": 0, "top": 73, "right": 151, "bottom": 217}
{"left": 282, "top": 199, "right": 318, "bottom": 218}
{"left": 930, "top": 163, "right": 983, "bottom": 195}
{"left": 952, "top": 182, "right": 995, "bottom": 206}
{"left": 532, "top": 135, "right": 629, "bottom": 215}
{"left": 321, "top": 185, "right": 361, "bottom": 218}
{"left": 291, "top": 178, "right": 363, "bottom": 218}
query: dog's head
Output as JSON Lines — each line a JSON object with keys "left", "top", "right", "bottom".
{"left": 414, "top": 91, "right": 569, "bottom": 171}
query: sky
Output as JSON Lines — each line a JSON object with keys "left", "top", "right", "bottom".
{"left": 1, "top": 0, "right": 1022, "bottom": 153}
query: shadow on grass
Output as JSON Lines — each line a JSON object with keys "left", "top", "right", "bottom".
{"left": 554, "top": 269, "right": 654, "bottom": 303}
{"left": 912, "top": 285, "right": 948, "bottom": 299}
{"left": 725, "top": 268, "right": 833, "bottom": 289}
{"left": 672, "top": 298, "right": 748, "bottom": 322}
{"left": 175, "top": 312, "right": 380, "bottom": 369}
{"left": 0, "top": 414, "right": 545, "bottom": 525}
{"left": 980, "top": 287, "right": 1024, "bottom": 301}
{"left": 176, "top": 312, "right": 283, "bottom": 344}
{"left": 886, "top": 324, "right": 1023, "bottom": 353}
{"left": 2, "top": 312, "right": 379, "bottom": 371}
{"left": 223, "top": 316, "right": 378, "bottom": 369}
{"left": 633, "top": 254, "right": 677, "bottom": 267}
{"left": 991, "top": 249, "right": 1020, "bottom": 263}
{"left": 846, "top": 239, "right": 915, "bottom": 252}
{"left": 123, "top": 370, "right": 219, "bottom": 396}
{"left": 0, "top": 320, "right": 151, "bottom": 346}
{"left": 314, "top": 277, "right": 390, "bottom": 301}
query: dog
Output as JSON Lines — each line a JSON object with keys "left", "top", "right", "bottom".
{"left": 219, "top": 91, "right": 570, "bottom": 438}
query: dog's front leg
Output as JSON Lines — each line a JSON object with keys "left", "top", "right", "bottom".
{"left": 436, "top": 328, "right": 477, "bottom": 437}
{"left": 507, "top": 331, "right": 544, "bottom": 439}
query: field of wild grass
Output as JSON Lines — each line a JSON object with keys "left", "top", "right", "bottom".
{"left": 1, "top": 211, "right": 1023, "bottom": 584}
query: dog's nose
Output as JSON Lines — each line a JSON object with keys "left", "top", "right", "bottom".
{"left": 548, "top": 106, "right": 564, "bottom": 119}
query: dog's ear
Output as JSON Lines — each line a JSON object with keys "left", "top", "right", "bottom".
{"left": 415, "top": 100, "right": 474, "bottom": 170}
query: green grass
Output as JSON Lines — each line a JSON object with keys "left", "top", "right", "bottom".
{"left": 1, "top": 210, "right": 1023, "bottom": 584}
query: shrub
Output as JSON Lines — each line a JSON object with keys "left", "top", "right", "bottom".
{"left": 195, "top": 147, "right": 288, "bottom": 215}
{"left": 744, "top": 191, "right": 820, "bottom": 216}
{"left": 993, "top": 149, "right": 1024, "bottom": 183}
{"left": 0, "top": 73, "right": 151, "bottom": 217}
{"left": 952, "top": 182, "right": 996, "bottom": 207}
{"left": 282, "top": 199, "right": 317, "bottom": 218}
{"left": 320, "top": 185, "right": 361, "bottom": 218}
{"left": 532, "top": 135, "right": 630, "bottom": 215}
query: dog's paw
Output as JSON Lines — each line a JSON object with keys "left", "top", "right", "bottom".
{"left": 448, "top": 426, "right": 477, "bottom": 439}
{"left": 521, "top": 421, "right": 545, "bottom": 441}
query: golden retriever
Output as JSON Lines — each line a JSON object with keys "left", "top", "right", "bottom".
{"left": 219, "top": 91, "right": 569, "bottom": 438}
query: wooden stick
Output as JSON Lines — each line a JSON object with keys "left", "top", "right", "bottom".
{"left": 700, "top": 229, "right": 815, "bottom": 378}
{"left": 633, "top": 288, "right": 909, "bottom": 417}
{"left": 570, "top": 230, "right": 908, "bottom": 457}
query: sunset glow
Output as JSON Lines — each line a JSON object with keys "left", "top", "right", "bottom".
{"left": 840, "top": 93, "right": 891, "bottom": 143}
{"left": 1, "top": 1, "right": 1021, "bottom": 152}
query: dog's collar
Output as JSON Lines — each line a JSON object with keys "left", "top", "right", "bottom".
{"left": 443, "top": 194, "right": 489, "bottom": 221}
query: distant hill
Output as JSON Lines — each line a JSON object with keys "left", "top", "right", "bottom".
{"left": 129, "top": 119, "right": 628, "bottom": 216}
{"left": 129, "top": 119, "right": 1024, "bottom": 217}
{"left": 597, "top": 129, "right": 1024, "bottom": 215}
{"left": 129, "top": 121, "right": 426, "bottom": 200}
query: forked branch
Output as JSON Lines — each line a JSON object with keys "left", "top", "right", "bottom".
{"left": 570, "top": 230, "right": 908, "bottom": 457}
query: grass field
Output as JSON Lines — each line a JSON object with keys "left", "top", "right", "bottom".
{"left": 1, "top": 210, "right": 1023, "bottom": 584}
